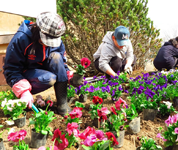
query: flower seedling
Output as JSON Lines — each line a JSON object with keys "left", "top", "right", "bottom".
{"left": 74, "top": 57, "right": 91, "bottom": 75}
{"left": 29, "top": 100, "right": 56, "bottom": 135}
{"left": 139, "top": 136, "right": 162, "bottom": 150}
{"left": 2, "top": 99, "right": 27, "bottom": 120}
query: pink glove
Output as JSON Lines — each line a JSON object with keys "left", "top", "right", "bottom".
{"left": 20, "top": 90, "right": 34, "bottom": 108}
{"left": 12, "top": 79, "right": 33, "bottom": 108}
{"left": 67, "top": 71, "right": 74, "bottom": 84}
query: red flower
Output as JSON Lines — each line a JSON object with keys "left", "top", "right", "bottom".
{"left": 64, "top": 115, "right": 68, "bottom": 119}
{"left": 69, "top": 107, "right": 82, "bottom": 119}
{"left": 78, "top": 126, "right": 95, "bottom": 139}
{"left": 52, "top": 129, "right": 68, "bottom": 150}
{"left": 80, "top": 57, "right": 91, "bottom": 68}
{"left": 110, "top": 106, "right": 117, "bottom": 115}
{"left": 92, "top": 96, "right": 103, "bottom": 104}
{"left": 105, "top": 132, "right": 119, "bottom": 146}
{"left": 45, "top": 111, "right": 48, "bottom": 115}
{"left": 47, "top": 100, "right": 53, "bottom": 107}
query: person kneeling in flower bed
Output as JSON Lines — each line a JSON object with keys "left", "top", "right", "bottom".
{"left": 3, "top": 12, "right": 86, "bottom": 116}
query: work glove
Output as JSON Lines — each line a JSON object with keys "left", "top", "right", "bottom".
{"left": 12, "top": 79, "right": 33, "bottom": 109}
{"left": 124, "top": 64, "right": 133, "bottom": 75}
{"left": 20, "top": 90, "right": 34, "bottom": 108}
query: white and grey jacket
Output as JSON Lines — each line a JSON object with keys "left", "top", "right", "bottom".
{"left": 93, "top": 31, "right": 134, "bottom": 73}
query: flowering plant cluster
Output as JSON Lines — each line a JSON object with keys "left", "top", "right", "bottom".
{"left": 89, "top": 96, "right": 103, "bottom": 120}
{"left": 157, "top": 114, "right": 178, "bottom": 147}
{"left": 2, "top": 99, "right": 27, "bottom": 120}
{"left": 63, "top": 107, "right": 82, "bottom": 124}
{"left": 0, "top": 90, "right": 17, "bottom": 105}
{"left": 8, "top": 129, "right": 30, "bottom": 150}
{"left": 29, "top": 100, "right": 56, "bottom": 135}
{"left": 158, "top": 101, "right": 175, "bottom": 117}
{"left": 79, "top": 126, "right": 118, "bottom": 150}
{"left": 75, "top": 57, "right": 91, "bottom": 75}
{"left": 51, "top": 122, "right": 80, "bottom": 150}
{"left": 102, "top": 98, "right": 128, "bottom": 135}
{"left": 138, "top": 136, "right": 162, "bottom": 150}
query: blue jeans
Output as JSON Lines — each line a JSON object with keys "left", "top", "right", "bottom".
{"left": 23, "top": 52, "right": 68, "bottom": 94}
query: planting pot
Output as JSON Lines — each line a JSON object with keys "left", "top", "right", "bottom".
{"left": 72, "top": 73, "right": 84, "bottom": 85}
{"left": 143, "top": 109, "right": 157, "bottom": 121}
{"left": 68, "top": 97, "right": 75, "bottom": 105}
{"left": 126, "top": 116, "right": 140, "bottom": 134}
{"left": 112, "top": 130, "right": 125, "bottom": 148}
{"left": 93, "top": 118, "right": 103, "bottom": 128}
{"left": 136, "top": 147, "right": 140, "bottom": 150}
{"left": 164, "top": 145, "right": 178, "bottom": 150}
{"left": 30, "top": 128, "right": 47, "bottom": 148}
{"left": 0, "top": 138, "right": 5, "bottom": 150}
{"left": 79, "top": 94, "right": 88, "bottom": 102}
{"left": 13, "top": 115, "right": 26, "bottom": 128}
{"left": 173, "top": 97, "right": 178, "bottom": 109}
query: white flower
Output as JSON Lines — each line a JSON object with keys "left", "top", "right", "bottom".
{"left": 7, "top": 106, "right": 13, "bottom": 112}
{"left": 8, "top": 128, "right": 15, "bottom": 134}
{"left": 5, "top": 120, "right": 14, "bottom": 126}
{"left": 1, "top": 98, "right": 7, "bottom": 107}
{"left": 163, "top": 101, "right": 172, "bottom": 109}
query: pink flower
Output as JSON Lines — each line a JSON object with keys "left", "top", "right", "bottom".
{"left": 156, "top": 133, "right": 163, "bottom": 139}
{"left": 69, "top": 107, "right": 82, "bottom": 119}
{"left": 110, "top": 106, "right": 117, "bottom": 115}
{"left": 7, "top": 106, "right": 13, "bottom": 112}
{"left": 79, "top": 126, "right": 95, "bottom": 140}
{"left": 97, "top": 107, "right": 110, "bottom": 121}
{"left": 8, "top": 130, "right": 27, "bottom": 142}
{"left": 165, "top": 116, "right": 173, "bottom": 126}
{"left": 38, "top": 146, "right": 58, "bottom": 150}
{"left": 175, "top": 128, "right": 178, "bottom": 134}
{"left": 115, "top": 98, "right": 127, "bottom": 110}
{"left": 8, "top": 131, "right": 19, "bottom": 142}
{"left": 66, "top": 122, "right": 80, "bottom": 137}
{"left": 82, "top": 130, "right": 107, "bottom": 146}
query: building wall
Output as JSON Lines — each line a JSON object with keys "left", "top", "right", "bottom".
{"left": 0, "top": 12, "right": 24, "bottom": 86}
{"left": 0, "top": 12, "right": 24, "bottom": 35}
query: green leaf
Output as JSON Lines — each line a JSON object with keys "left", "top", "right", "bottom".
{"left": 41, "top": 130, "right": 48, "bottom": 135}
{"left": 99, "top": 141, "right": 110, "bottom": 150}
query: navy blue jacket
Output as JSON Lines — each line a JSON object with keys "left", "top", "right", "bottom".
{"left": 154, "top": 42, "right": 178, "bottom": 70}
{"left": 3, "top": 20, "right": 69, "bottom": 87}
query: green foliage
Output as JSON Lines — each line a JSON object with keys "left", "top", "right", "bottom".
{"left": 2, "top": 99, "right": 27, "bottom": 120}
{"left": 158, "top": 103, "right": 175, "bottom": 117}
{"left": 67, "top": 85, "right": 76, "bottom": 99}
{"left": 0, "top": 90, "right": 17, "bottom": 106}
{"left": 140, "top": 136, "right": 162, "bottom": 150}
{"left": 29, "top": 108, "right": 56, "bottom": 135}
{"left": 89, "top": 103, "right": 102, "bottom": 120}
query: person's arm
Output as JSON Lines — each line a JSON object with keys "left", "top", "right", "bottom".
{"left": 105, "top": 67, "right": 117, "bottom": 77}
{"left": 3, "top": 32, "right": 34, "bottom": 108}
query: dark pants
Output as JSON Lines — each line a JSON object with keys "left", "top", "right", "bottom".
{"left": 22, "top": 52, "right": 68, "bottom": 94}
{"left": 94, "top": 55, "right": 136, "bottom": 74}
{"left": 153, "top": 57, "right": 177, "bottom": 71}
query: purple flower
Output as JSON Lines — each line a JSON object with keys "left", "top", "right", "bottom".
{"left": 93, "top": 76, "right": 97, "bottom": 80}
{"left": 144, "top": 87, "right": 155, "bottom": 98}
{"left": 88, "top": 86, "right": 95, "bottom": 92}
{"left": 118, "top": 85, "right": 123, "bottom": 91}
{"left": 83, "top": 81, "right": 88, "bottom": 85}
{"left": 124, "top": 90, "right": 129, "bottom": 93}
{"left": 106, "top": 85, "right": 111, "bottom": 93}
{"left": 137, "top": 86, "right": 144, "bottom": 94}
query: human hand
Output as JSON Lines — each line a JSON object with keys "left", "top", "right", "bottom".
{"left": 20, "top": 90, "right": 34, "bottom": 108}
{"left": 124, "top": 64, "right": 133, "bottom": 75}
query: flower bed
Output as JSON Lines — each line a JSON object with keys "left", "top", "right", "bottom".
{"left": 0, "top": 69, "right": 178, "bottom": 149}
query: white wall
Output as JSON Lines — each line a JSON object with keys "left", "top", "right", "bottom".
{"left": 0, "top": 0, "right": 56, "bottom": 18}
